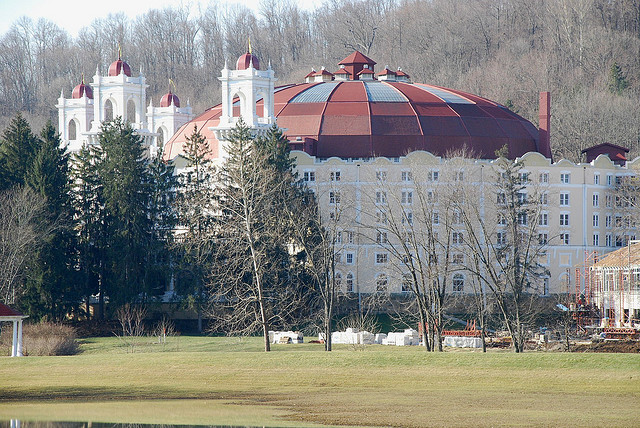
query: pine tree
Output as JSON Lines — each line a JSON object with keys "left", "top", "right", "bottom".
{"left": 97, "top": 117, "right": 153, "bottom": 308}
{"left": 608, "top": 62, "right": 629, "bottom": 95}
{"left": 174, "top": 125, "right": 216, "bottom": 333}
{"left": 0, "top": 113, "right": 41, "bottom": 190}
{"left": 22, "top": 121, "right": 79, "bottom": 320}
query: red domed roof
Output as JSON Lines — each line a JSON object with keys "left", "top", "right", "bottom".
{"left": 236, "top": 52, "right": 260, "bottom": 70}
{"left": 160, "top": 91, "right": 180, "bottom": 108}
{"left": 72, "top": 82, "right": 93, "bottom": 99}
{"left": 164, "top": 80, "right": 542, "bottom": 161}
{"left": 108, "top": 58, "right": 132, "bottom": 77}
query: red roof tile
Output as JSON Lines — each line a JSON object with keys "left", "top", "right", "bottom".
{"left": 0, "top": 303, "right": 23, "bottom": 317}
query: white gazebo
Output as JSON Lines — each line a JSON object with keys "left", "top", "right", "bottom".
{"left": 0, "top": 303, "right": 28, "bottom": 357}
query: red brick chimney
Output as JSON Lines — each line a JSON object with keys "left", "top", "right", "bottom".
{"left": 538, "top": 92, "right": 552, "bottom": 159}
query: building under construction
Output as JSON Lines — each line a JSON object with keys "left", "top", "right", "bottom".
{"left": 574, "top": 243, "right": 640, "bottom": 338}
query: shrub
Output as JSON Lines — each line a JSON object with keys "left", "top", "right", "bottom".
{"left": 5, "top": 322, "right": 79, "bottom": 356}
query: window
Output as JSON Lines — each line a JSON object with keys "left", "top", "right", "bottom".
{"left": 375, "top": 253, "right": 388, "bottom": 264}
{"left": 401, "top": 171, "right": 412, "bottom": 182}
{"left": 517, "top": 192, "right": 527, "bottom": 204}
{"left": 335, "top": 231, "right": 342, "bottom": 244}
{"left": 334, "top": 252, "right": 342, "bottom": 264}
{"left": 68, "top": 119, "right": 77, "bottom": 140}
{"left": 497, "top": 231, "right": 506, "bottom": 245}
{"left": 543, "top": 278, "right": 550, "bottom": 296}
{"left": 401, "top": 190, "right": 413, "bottom": 204}
{"left": 346, "top": 273, "right": 354, "bottom": 292}
{"left": 496, "top": 192, "right": 506, "bottom": 204}
{"left": 452, "top": 231, "right": 463, "bottom": 244}
{"left": 329, "top": 211, "right": 340, "bottom": 221}
{"left": 538, "top": 233, "right": 548, "bottom": 245}
{"left": 594, "top": 174, "right": 600, "bottom": 185}
{"left": 593, "top": 193, "right": 599, "bottom": 207}
{"left": 376, "top": 191, "right": 387, "bottom": 204}
{"left": 376, "top": 211, "right": 387, "bottom": 224}
{"left": 540, "top": 192, "right": 548, "bottom": 205}
{"left": 452, "top": 274, "right": 464, "bottom": 293}
{"left": 452, "top": 253, "right": 464, "bottom": 264}
{"left": 401, "top": 275, "right": 412, "bottom": 293}
{"left": 376, "top": 170, "right": 387, "bottom": 181}
{"left": 427, "top": 191, "right": 435, "bottom": 202}
{"left": 593, "top": 234, "right": 599, "bottom": 246}
{"left": 454, "top": 171, "right": 464, "bottom": 181}
{"left": 376, "top": 231, "right": 388, "bottom": 244}
{"left": 606, "top": 234, "right": 612, "bottom": 247}
{"left": 104, "top": 99, "right": 114, "bottom": 121}
{"left": 429, "top": 170, "right": 439, "bottom": 181}
{"left": 335, "top": 272, "right": 342, "bottom": 288}
{"left": 560, "top": 192, "right": 569, "bottom": 206}
{"left": 539, "top": 213, "right": 548, "bottom": 226}
{"left": 345, "top": 231, "right": 354, "bottom": 244}
{"left": 560, "top": 233, "right": 570, "bottom": 245}
{"left": 498, "top": 213, "right": 507, "bottom": 226}
{"left": 560, "top": 213, "right": 570, "bottom": 226}
{"left": 453, "top": 210, "right": 462, "bottom": 224}
{"left": 345, "top": 252, "right": 354, "bottom": 264}
{"left": 402, "top": 211, "right": 413, "bottom": 225}
{"left": 329, "top": 191, "right": 340, "bottom": 204}
{"left": 330, "top": 171, "right": 341, "bottom": 181}
{"left": 606, "top": 195, "right": 612, "bottom": 208}
{"left": 303, "top": 171, "right": 315, "bottom": 182}
{"left": 539, "top": 172, "right": 549, "bottom": 183}
{"left": 560, "top": 173, "right": 570, "bottom": 184}
{"left": 607, "top": 175, "right": 612, "bottom": 186}
{"left": 376, "top": 274, "right": 388, "bottom": 292}
{"left": 519, "top": 172, "right": 530, "bottom": 183}
{"left": 593, "top": 214, "right": 599, "bottom": 227}
{"left": 517, "top": 212, "right": 527, "bottom": 225}
{"left": 606, "top": 215, "right": 612, "bottom": 228}
{"left": 432, "top": 212, "right": 439, "bottom": 225}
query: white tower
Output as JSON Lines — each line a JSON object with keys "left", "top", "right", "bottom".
{"left": 147, "top": 89, "right": 193, "bottom": 156}
{"left": 213, "top": 48, "right": 277, "bottom": 155}
{"left": 56, "top": 78, "right": 94, "bottom": 153}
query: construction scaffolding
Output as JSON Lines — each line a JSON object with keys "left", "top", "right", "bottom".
{"left": 572, "top": 251, "right": 601, "bottom": 328}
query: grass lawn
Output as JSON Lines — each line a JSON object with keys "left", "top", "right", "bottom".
{"left": 0, "top": 336, "right": 638, "bottom": 427}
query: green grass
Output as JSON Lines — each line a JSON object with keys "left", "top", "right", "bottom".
{"left": 0, "top": 336, "right": 638, "bottom": 427}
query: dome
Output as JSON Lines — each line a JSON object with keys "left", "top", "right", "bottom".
{"left": 71, "top": 82, "right": 93, "bottom": 99}
{"left": 108, "top": 58, "right": 132, "bottom": 77}
{"left": 236, "top": 52, "right": 260, "bottom": 70}
{"left": 164, "top": 80, "right": 543, "bottom": 161}
{"left": 160, "top": 91, "right": 180, "bottom": 108}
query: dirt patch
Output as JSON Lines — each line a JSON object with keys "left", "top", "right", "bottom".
{"left": 572, "top": 340, "right": 640, "bottom": 353}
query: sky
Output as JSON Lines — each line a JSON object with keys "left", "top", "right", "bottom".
{"left": 0, "top": 0, "right": 317, "bottom": 37}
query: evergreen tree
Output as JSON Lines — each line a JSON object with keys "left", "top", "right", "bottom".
{"left": 0, "top": 113, "right": 41, "bottom": 190}
{"left": 71, "top": 144, "right": 106, "bottom": 318}
{"left": 22, "top": 121, "right": 79, "bottom": 320}
{"left": 174, "top": 125, "right": 216, "bottom": 333}
{"left": 212, "top": 120, "right": 313, "bottom": 351}
{"left": 608, "top": 62, "right": 629, "bottom": 95}
{"left": 97, "top": 117, "right": 153, "bottom": 308}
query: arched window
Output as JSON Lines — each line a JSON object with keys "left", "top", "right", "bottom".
{"left": 127, "top": 100, "right": 136, "bottom": 124}
{"left": 156, "top": 127, "right": 165, "bottom": 146}
{"left": 335, "top": 272, "right": 342, "bottom": 290}
{"left": 453, "top": 274, "right": 464, "bottom": 293}
{"left": 346, "top": 273, "right": 354, "bottom": 293}
{"left": 68, "top": 119, "right": 77, "bottom": 140}
{"left": 104, "top": 99, "right": 114, "bottom": 121}
{"left": 376, "top": 274, "right": 388, "bottom": 293}
{"left": 402, "top": 274, "right": 412, "bottom": 293}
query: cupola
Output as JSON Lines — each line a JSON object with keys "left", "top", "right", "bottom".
{"left": 108, "top": 54, "right": 132, "bottom": 77}
{"left": 236, "top": 51, "right": 260, "bottom": 70}
{"left": 71, "top": 77, "right": 93, "bottom": 99}
{"left": 160, "top": 90, "right": 180, "bottom": 108}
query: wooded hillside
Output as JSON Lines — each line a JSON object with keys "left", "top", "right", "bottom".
{"left": 1, "top": 0, "right": 638, "bottom": 161}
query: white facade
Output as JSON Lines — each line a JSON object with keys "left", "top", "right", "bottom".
{"left": 57, "top": 59, "right": 192, "bottom": 156}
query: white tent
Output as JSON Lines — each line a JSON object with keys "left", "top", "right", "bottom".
{"left": 0, "top": 303, "right": 28, "bottom": 357}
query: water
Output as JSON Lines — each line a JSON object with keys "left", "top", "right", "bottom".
{"left": 1, "top": 423, "right": 272, "bottom": 428}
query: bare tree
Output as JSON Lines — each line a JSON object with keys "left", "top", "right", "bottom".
{"left": 0, "top": 186, "right": 47, "bottom": 304}
{"left": 459, "top": 155, "right": 548, "bottom": 352}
